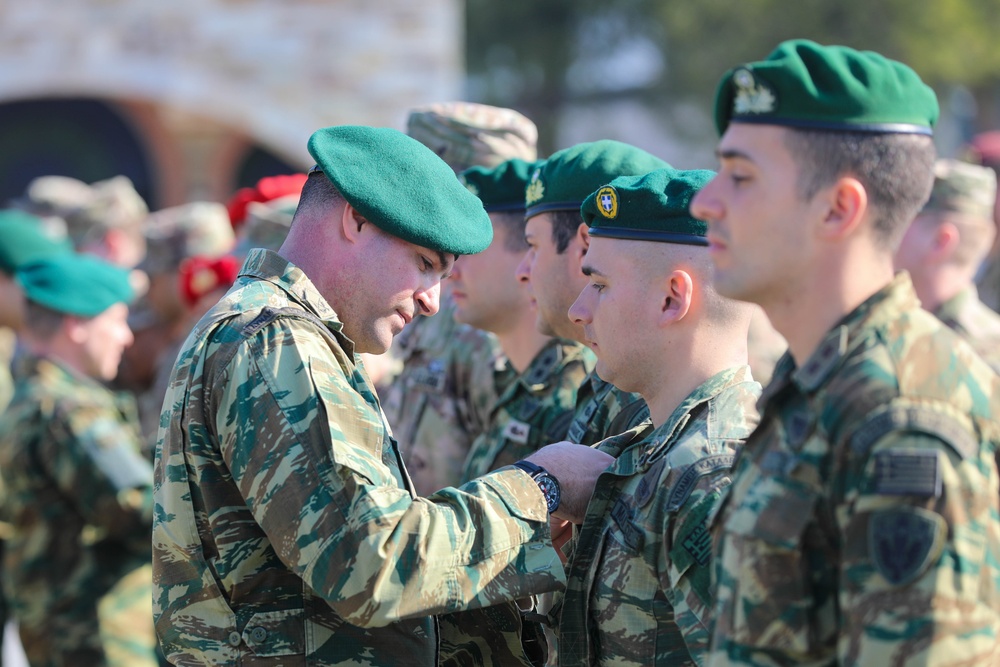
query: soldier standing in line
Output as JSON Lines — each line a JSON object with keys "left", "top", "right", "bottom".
{"left": 0, "top": 253, "right": 159, "bottom": 666}
{"left": 379, "top": 101, "right": 538, "bottom": 495}
{"left": 893, "top": 159, "right": 1000, "bottom": 373}
{"left": 963, "top": 131, "right": 1000, "bottom": 311}
{"left": 553, "top": 168, "right": 760, "bottom": 666}
{"left": 152, "top": 126, "right": 613, "bottom": 665}
{"left": 691, "top": 40, "right": 1000, "bottom": 665}
{"left": 516, "top": 140, "right": 666, "bottom": 448}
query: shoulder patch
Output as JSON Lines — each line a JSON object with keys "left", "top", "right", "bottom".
{"left": 872, "top": 449, "right": 941, "bottom": 497}
{"left": 869, "top": 507, "right": 946, "bottom": 586}
{"left": 850, "top": 404, "right": 978, "bottom": 461}
{"left": 665, "top": 453, "right": 735, "bottom": 513}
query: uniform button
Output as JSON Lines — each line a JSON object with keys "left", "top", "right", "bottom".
{"left": 228, "top": 631, "right": 241, "bottom": 647}
{"left": 250, "top": 626, "right": 267, "bottom": 643}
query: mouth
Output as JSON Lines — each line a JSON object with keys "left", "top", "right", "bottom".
{"left": 706, "top": 233, "right": 727, "bottom": 253}
{"left": 397, "top": 309, "right": 413, "bottom": 326}
{"left": 451, "top": 290, "right": 466, "bottom": 300}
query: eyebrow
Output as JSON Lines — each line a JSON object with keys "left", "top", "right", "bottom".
{"left": 438, "top": 251, "right": 456, "bottom": 278}
{"left": 581, "top": 265, "right": 607, "bottom": 278}
{"left": 715, "top": 148, "right": 756, "bottom": 163}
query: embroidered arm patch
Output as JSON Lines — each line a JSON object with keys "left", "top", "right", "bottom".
{"left": 872, "top": 449, "right": 941, "bottom": 497}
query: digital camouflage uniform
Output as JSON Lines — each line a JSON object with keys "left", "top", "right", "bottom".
{"left": 0, "top": 354, "right": 158, "bottom": 667}
{"left": 557, "top": 366, "right": 760, "bottom": 667}
{"left": 565, "top": 371, "right": 649, "bottom": 447}
{"left": 152, "top": 249, "right": 564, "bottom": 666}
{"left": 461, "top": 338, "right": 595, "bottom": 483}
{"left": 932, "top": 284, "right": 1000, "bottom": 374}
{"left": 380, "top": 297, "right": 515, "bottom": 496}
{"left": 709, "top": 274, "right": 1000, "bottom": 666}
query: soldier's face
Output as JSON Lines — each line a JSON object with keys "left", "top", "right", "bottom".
{"left": 451, "top": 218, "right": 530, "bottom": 334}
{"left": 569, "top": 238, "right": 654, "bottom": 392}
{"left": 516, "top": 213, "right": 588, "bottom": 342}
{"left": 340, "top": 223, "right": 450, "bottom": 355}
{"left": 691, "top": 124, "right": 815, "bottom": 308}
{"left": 76, "top": 303, "right": 134, "bottom": 381}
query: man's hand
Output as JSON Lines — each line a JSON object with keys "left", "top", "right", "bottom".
{"left": 526, "top": 442, "right": 613, "bottom": 524}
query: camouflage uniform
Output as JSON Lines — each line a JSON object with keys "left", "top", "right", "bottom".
{"left": 565, "top": 371, "right": 649, "bottom": 447}
{"left": 932, "top": 284, "right": 1000, "bottom": 374}
{"left": 0, "top": 327, "right": 14, "bottom": 412}
{"left": 709, "top": 274, "right": 1000, "bottom": 666}
{"left": 0, "top": 354, "right": 158, "bottom": 667}
{"left": 152, "top": 249, "right": 564, "bottom": 665}
{"left": 558, "top": 366, "right": 760, "bottom": 667}
{"left": 461, "top": 338, "right": 596, "bottom": 483}
{"left": 381, "top": 298, "right": 515, "bottom": 496}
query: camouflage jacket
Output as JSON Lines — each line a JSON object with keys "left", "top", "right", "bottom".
{"left": 0, "top": 327, "right": 14, "bottom": 413}
{"left": 558, "top": 366, "right": 760, "bottom": 667}
{"left": 565, "top": 370, "right": 649, "bottom": 446}
{"left": 0, "top": 354, "right": 156, "bottom": 664}
{"left": 709, "top": 274, "right": 1000, "bottom": 666}
{"left": 461, "top": 338, "right": 596, "bottom": 483}
{"left": 933, "top": 284, "right": 1000, "bottom": 374}
{"left": 381, "top": 296, "right": 516, "bottom": 495}
{"left": 152, "top": 249, "right": 564, "bottom": 666}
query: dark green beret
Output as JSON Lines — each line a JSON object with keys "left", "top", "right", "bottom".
{"left": 17, "top": 254, "right": 134, "bottom": 317}
{"left": 583, "top": 168, "right": 715, "bottom": 246}
{"left": 525, "top": 140, "right": 670, "bottom": 219}
{"left": 0, "top": 210, "right": 72, "bottom": 275}
{"left": 307, "top": 125, "right": 493, "bottom": 256}
{"left": 459, "top": 159, "right": 541, "bottom": 213}
{"left": 714, "top": 39, "right": 939, "bottom": 136}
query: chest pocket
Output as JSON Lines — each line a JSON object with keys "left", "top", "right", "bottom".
{"left": 718, "top": 458, "right": 823, "bottom": 657}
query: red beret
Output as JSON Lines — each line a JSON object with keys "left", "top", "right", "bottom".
{"left": 226, "top": 173, "right": 307, "bottom": 229}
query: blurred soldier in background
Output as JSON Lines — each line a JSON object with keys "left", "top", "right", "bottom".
{"left": 380, "top": 101, "right": 539, "bottom": 494}
{"left": 894, "top": 159, "right": 1000, "bottom": 373}
{"left": 0, "top": 253, "right": 158, "bottom": 667}
{"left": 963, "top": 131, "right": 1000, "bottom": 311}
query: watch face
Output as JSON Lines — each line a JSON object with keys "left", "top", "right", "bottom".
{"left": 536, "top": 474, "right": 561, "bottom": 513}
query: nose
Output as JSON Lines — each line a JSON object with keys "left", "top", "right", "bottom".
{"left": 689, "top": 181, "right": 720, "bottom": 223}
{"left": 415, "top": 281, "right": 441, "bottom": 316}
{"left": 515, "top": 248, "right": 533, "bottom": 284}
{"left": 450, "top": 256, "right": 464, "bottom": 281}
{"left": 123, "top": 323, "right": 135, "bottom": 348}
{"left": 568, "top": 286, "right": 592, "bottom": 325}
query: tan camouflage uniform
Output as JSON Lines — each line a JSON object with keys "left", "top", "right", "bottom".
{"left": 152, "top": 249, "right": 564, "bottom": 665}
{"left": 932, "top": 284, "right": 1000, "bottom": 374}
{"left": 559, "top": 366, "right": 760, "bottom": 667}
{"left": 565, "top": 371, "right": 649, "bottom": 446}
{"left": 460, "top": 338, "right": 595, "bottom": 483}
{"left": 0, "top": 354, "right": 158, "bottom": 667}
{"left": 709, "top": 274, "right": 1000, "bottom": 666}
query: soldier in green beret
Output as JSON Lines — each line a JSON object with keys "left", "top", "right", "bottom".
{"left": 152, "top": 126, "right": 614, "bottom": 666}
{"left": 894, "top": 159, "right": 1000, "bottom": 373}
{"left": 379, "top": 102, "right": 536, "bottom": 498}
{"left": 517, "top": 140, "right": 664, "bottom": 450}
{"left": 0, "top": 253, "right": 160, "bottom": 667}
{"left": 543, "top": 168, "right": 760, "bottom": 666}
{"left": 690, "top": 40, "right": 1000, "bottom": 665}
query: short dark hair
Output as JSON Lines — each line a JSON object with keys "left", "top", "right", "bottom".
{"left": 492, "top": 211, "right": 529, "bottom": 253}
{"left": 292, "top": 172, "right": 344, "bottom": 226}
{"left": 547, "top": 210, "right": 584, "bottom": 254}
{"left": 783, "top": 129, "right": 936, "bottom": 249}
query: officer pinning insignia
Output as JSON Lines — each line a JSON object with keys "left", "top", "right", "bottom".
{"left": 596, "top": 186, "right": 618, "bottom": 219}
{"left": 869, "top": 507, "right": 946, "bottom": 586}
{"left": 525, "top": 167, "right": 545, "bottom": 205}
{"left": 732, "top": 68, "right": 776, "bottom": 115}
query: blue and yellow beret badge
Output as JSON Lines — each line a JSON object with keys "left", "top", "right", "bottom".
{"left": 525, "top": 167, "right": 545, "bottom": 205}
{"left": 596, "top": 186, "right": 618, "bottom": 219}
{"left": 733, "top": 68, "right": 776, "bottom": 116}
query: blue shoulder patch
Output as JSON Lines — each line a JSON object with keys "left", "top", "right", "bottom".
{"left": 869, "top": 507, "right": 945, "bottom": 586}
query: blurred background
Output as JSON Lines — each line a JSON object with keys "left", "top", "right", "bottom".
{"left": 2, "top": 0, "right": 999, "bottom": 211}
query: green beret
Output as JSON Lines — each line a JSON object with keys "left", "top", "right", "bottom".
{"left": 714, "top": 39, "right": 939, "bottom": 136}
{"left": 922, "top": 159, "right": 997, "bottom": 220}
{"left": 17, "top": 253, "right": 134, "bottom": 317}
{"left": 460, "top": 159, "right": 541, "bottom": 213}
{"left": 0, "top": 210, "right": 72, "bottom": 275}
{"left": 308, "top": 125, "right": 493, "bottom": 256}
{"left": 583, "top": 168, "right": 715, "bottom": 246}
{"left": 525, "top": 140, "right": 670, "bottom": 219}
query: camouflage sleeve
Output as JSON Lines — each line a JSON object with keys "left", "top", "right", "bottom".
{"left": 214, "top": 321, "right": 565, "bottom": 629}
{"left": 661, "top": 457, "right": 735, "bottom": 664}
{"left": 837, "top": 429, "right": 1000, "bottom": 664}
{"left": 39, "top": 402, "right": 154, "bottom": 542}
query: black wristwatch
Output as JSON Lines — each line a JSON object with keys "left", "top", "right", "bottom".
{"left": 513, "top": 460, "right": 561, "bottom": 513}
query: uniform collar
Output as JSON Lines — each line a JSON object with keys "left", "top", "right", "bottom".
{"left": 238, "top": 248, "right": 343, "bottom": 331}
{"left": 516, "top": 337, "right": 591, "bottom": 392}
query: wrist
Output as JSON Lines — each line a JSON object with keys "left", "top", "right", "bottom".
{"left": 513, "top": 460, "right": 561, "bottom": 513}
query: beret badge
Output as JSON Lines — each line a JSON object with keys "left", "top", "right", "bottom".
{"left": 596, "top": 186, "right": 618, "bottom": 219}
{"left": 525, "top": 167, "right": 545, "bottom": 205}
{"left": 733, "top": 68, "right": 776, "bottom": 116}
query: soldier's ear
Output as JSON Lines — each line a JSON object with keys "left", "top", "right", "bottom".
{"left": 340, "top": 202, "right": 365, "bottom": 243}
{"left": 928, "top": 221, "right": 960, "bottom": 262}
{"left": 659, "top": 269, "right": 693, "bottom": 326}
{"left": 816, "top": 177, "right": 866, "bottom": 242}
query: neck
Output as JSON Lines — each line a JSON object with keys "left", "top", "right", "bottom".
{"left": 497, "top": 323, "right": 552, "bottom": 374}
{"left": 907, "top": 265, "right": 973, "bottom": 313}
{"left": 22, "top": 332, "right": 86, "bottom": 378}
{"left": 764, "top": 250, "right": 894, "bottom": 367}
